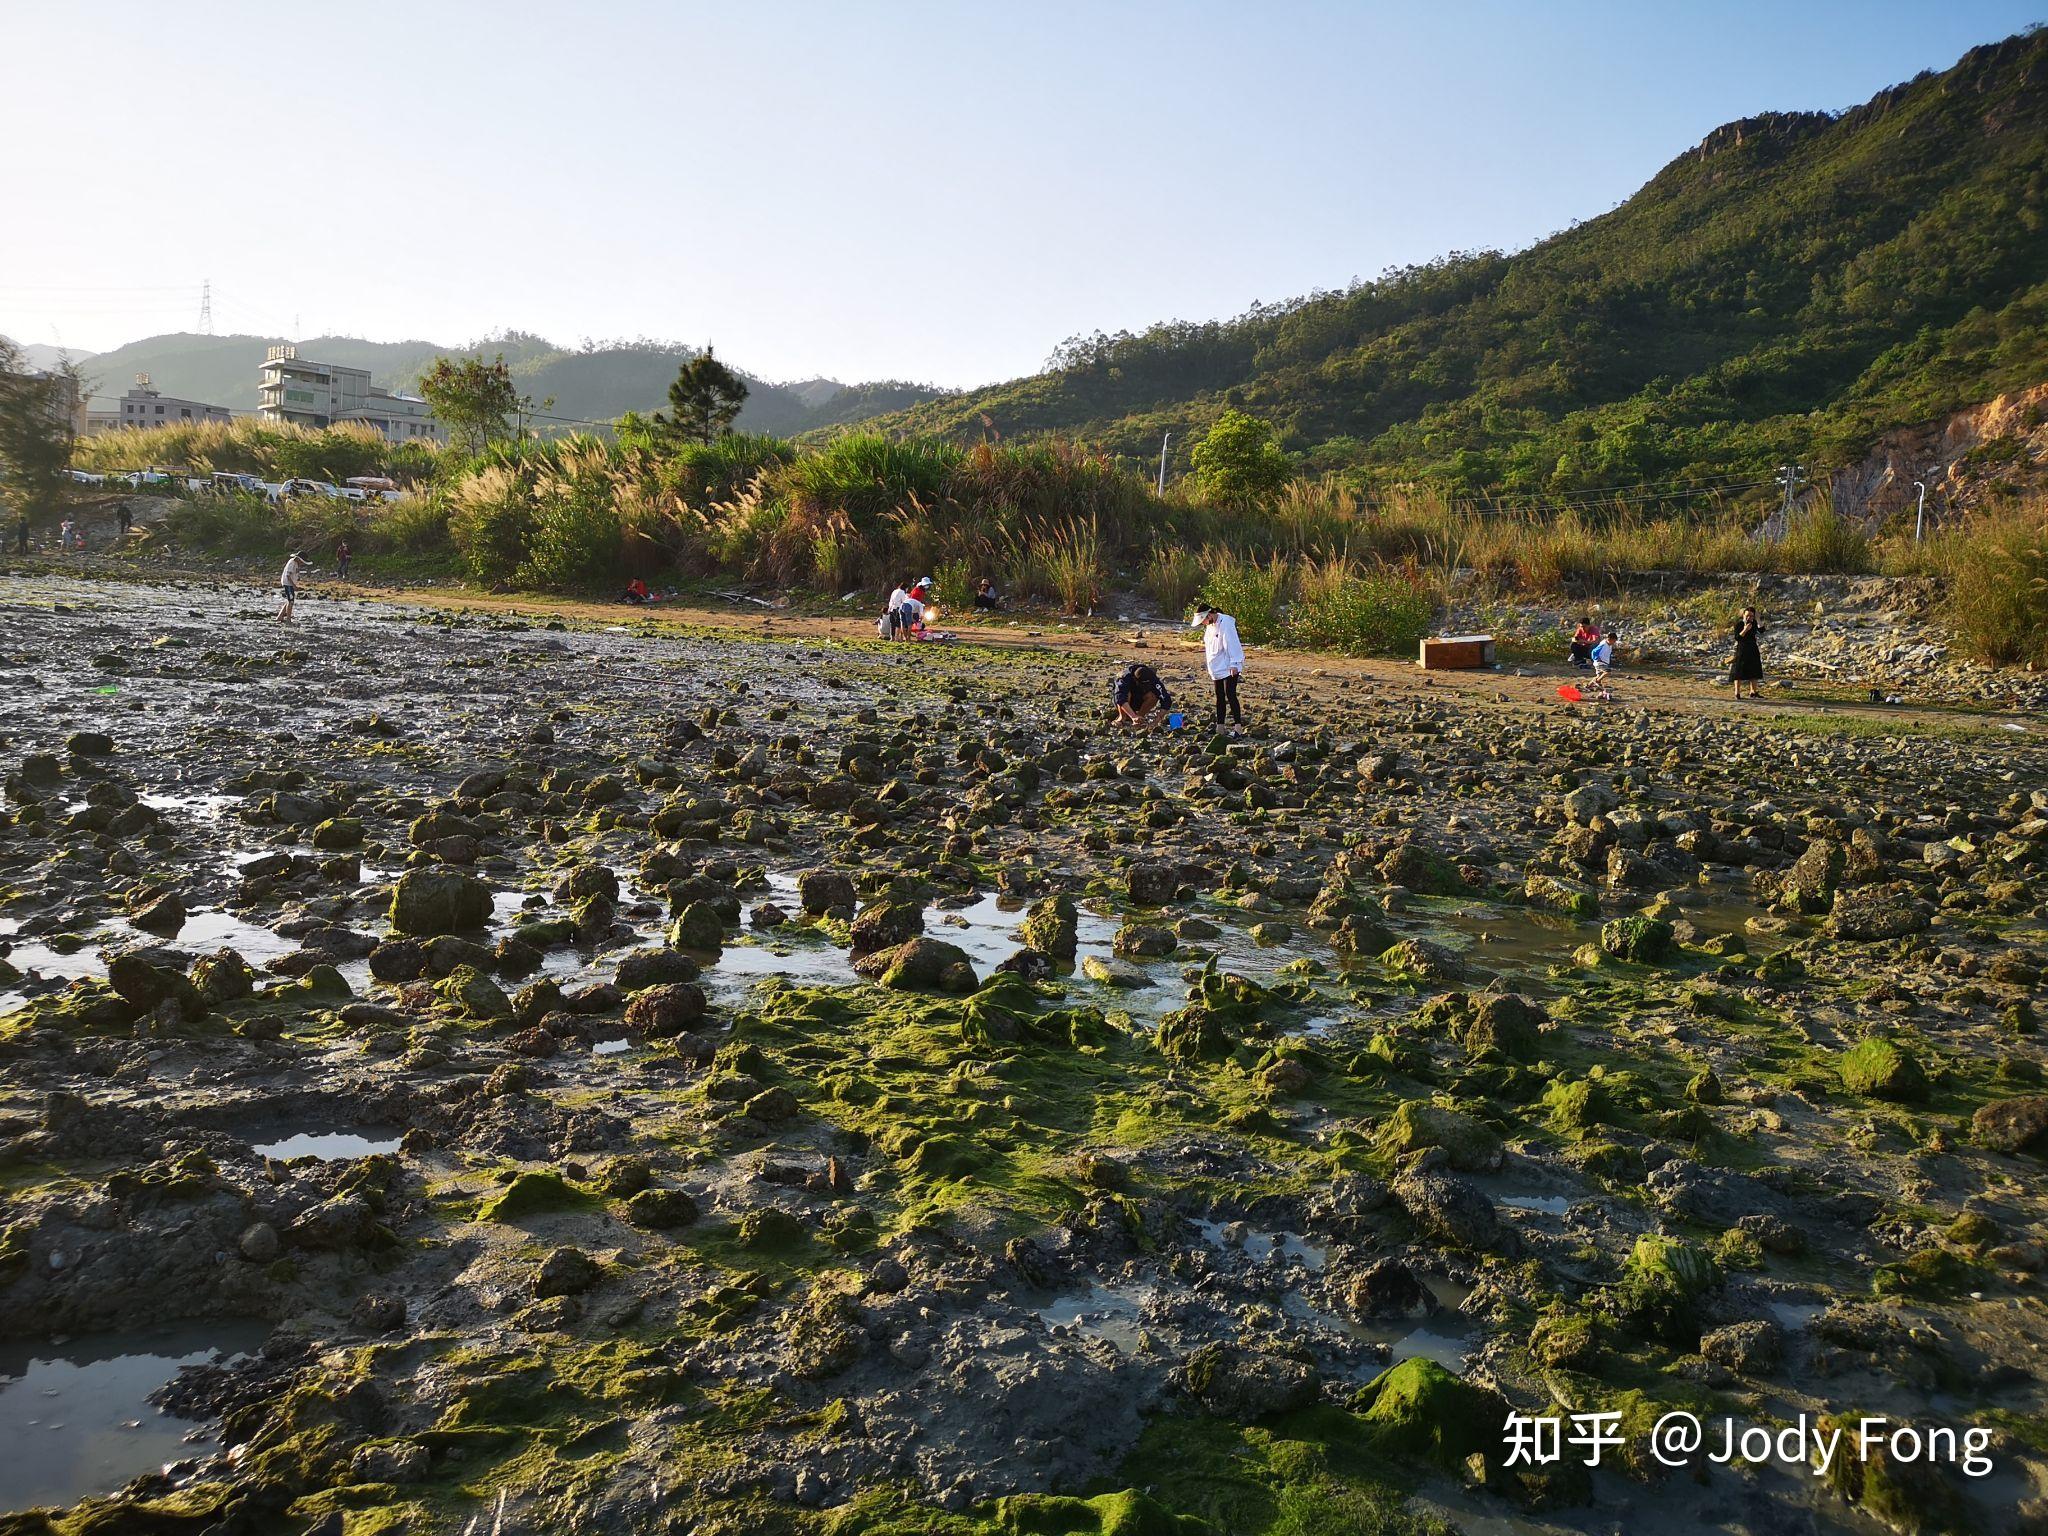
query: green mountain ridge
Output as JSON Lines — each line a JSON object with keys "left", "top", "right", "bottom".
{"left": 860, "top": 28, "right": 2048, "bottom": 501}
{"left": 38, "top": 330, "right": 942, "bottom": 439}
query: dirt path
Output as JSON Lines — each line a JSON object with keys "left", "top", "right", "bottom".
{"left": 355, "top": 579, "right": 2040, "bottom": 740}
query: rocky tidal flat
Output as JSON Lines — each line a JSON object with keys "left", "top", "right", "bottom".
{"left": 0, "top": 573, "right": 2045, "bottom": 1536}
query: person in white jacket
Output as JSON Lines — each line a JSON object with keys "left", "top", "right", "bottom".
{"left": 1191, "top": 599, "right": 1246, "bottom": 729}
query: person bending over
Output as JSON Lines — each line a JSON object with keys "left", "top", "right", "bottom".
{"left": 1114, "top": 661, "right": 1171, "bottom": 728}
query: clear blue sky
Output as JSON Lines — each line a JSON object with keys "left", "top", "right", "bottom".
{"left": 0, "top": 0, "right": 2038, "bottom": 386}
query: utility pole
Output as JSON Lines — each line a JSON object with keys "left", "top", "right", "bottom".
{"left": 1775, "top": 463, "right": 1805, "bottom": 531}
{"left": 198, "top": 278, "right": 212, "bottom": 335}
{"left": 1157, "top": 432, "right": 1172, "bottom": 497}
{"left": 1912, "top": 480, "right": 1928, "bottom": 543}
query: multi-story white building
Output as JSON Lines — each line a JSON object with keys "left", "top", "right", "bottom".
{"left": 86, "top": 375, "right": 233, "bottom": 434}
{"left": 257, "top": 346, "right": 442, "bottom": 443}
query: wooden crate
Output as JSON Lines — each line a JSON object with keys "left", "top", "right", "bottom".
{"left": 1418, "top": 633, "right": 1496, "bottom": 670}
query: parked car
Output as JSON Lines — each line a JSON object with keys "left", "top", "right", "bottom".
{"left": 280, "top": 478, "right": 343, "bottom": 500}
{"left": 209, "top": 471, "right": 265, "bottom": 495}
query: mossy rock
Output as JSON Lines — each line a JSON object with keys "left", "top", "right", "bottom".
{"left": 736, "top": 1207, "right": 806, "bottom": 1249}
{"left": 1020, "top": 892, "right": 1079, "bottom": 959}
{"left": 1462, "top": 993, "right": 1544, "bottom": 1060}
{"left": 1612, "top": 1233, "right": 1719, "bottom": 1343}
{"left": 668, "top": 900, "right": 727, "bottom": 953}
{"left": 1523, "top": 872, "right": 1599, "bottom": 919}
{"left": 1352, "top": 1356, "right": 1509, "bottom": 1471}
{"left": 1379, "top": 843, "right": 1465, "bottom": 896}
{"left": 1818, "top": 1411, "right": 1972, "bottom": 1535}
{"left": 989, "top": 1488, "right": 1210, "bottom": 1535}
{"left": 1598, "top": 915, "right": 1674, "bottom": 964}
{"left": 1839, "top": 1038, "right": 1928, "bottom": 1102}
{"left": 1377, "top": 1100, "right": 1503, "bottom": 1171}
{"left": 1542, "top": 1076, "right": 1610, "bottom": 1134}
{"left": 433, "top": 964, "right": 512, "bottom": 1022}
{"left": 310, "top": 816, "right": 365, "bottom": 850}
{"left": 1873, "top": 1246, "right": 1983, "bottom": 1299}
{"left": 1378, "top": 938, "right": 1465, "bottom": 984}
{"left": 1528, "top": 1313, "right": 1600, "bottom": 1370}
{"left": 478, "top": 1170, "right": 589, "bottom": 1223}
{"left": 388, "top": 867, "right": 492, "bottom": 936}
{"left": 878, "top": 936, "right": 978, "bottom": 993}
{"left": 1155, "top": 1005, "right": 1240, "bottom": 1064}
{"left": 962, "top": 972, "right": 1040, "bottom": 1044}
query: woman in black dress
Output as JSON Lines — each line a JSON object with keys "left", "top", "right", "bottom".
{"left": 1730, "top": 605, "right": 1764, "bottom": 699}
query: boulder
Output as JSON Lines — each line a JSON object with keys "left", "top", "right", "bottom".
{"left": 533, "top": 1245, "right": 601, "bottom": 1298}
{"left": 1112, "top": 922, "right": 1177, "bottom": 959}
{"left": 849, "top": 898, "right": 923, "bottom": 958}
{"left": 1354, "top": 1357, "right": 1510, "bottom": 1471}
{"left": 1599, "top": 914, "right": 1675, "bottom": 963}
{"left": 1392, "top": 1170, "right": 1514, "bottom": 1254}
{"left": 1125, "top": 862, "right": 1179, "bottom": 906}
{"left": 624, "top": 1188, "right": 699, "bottom": 1229}
{"left": 1021, "top": 892, "right": 1079, "bottom": 959}
{"left": 874, "top": 937, "right": 978, "bottom": 993}
{"left": 614, "top": 947, "right": 700, "bottom": 991}
{"left": 796, "top": 869, "right": 857, "bottom": 916}
{"left": 1182, "top": 1343, "right": 1320, "bottom": 1420}
{"left": 1377, "top": 1101, "right": 1503, "bottom": 1171}
{"left": 1976, "top": 1096, "right": 2048, "bottom": 1154}
{"left": 1828, "top": 882, "right": 1930, "bottom": 941}
{"left": 389, "top": 868, "right": 492, "bottom": 937}
{"left": 668, "top": 900, "right": 727, "bottom": 953}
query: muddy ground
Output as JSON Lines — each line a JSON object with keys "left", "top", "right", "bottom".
{"left": 1, "top": 570, "right": 2045, "bottom": 1536}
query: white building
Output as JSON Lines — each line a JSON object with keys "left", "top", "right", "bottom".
{"left": 86, "top": 376, "right": 227, "bottom": 433}
{"left": 257, "top": 346, "right": 442, "bottom": 443}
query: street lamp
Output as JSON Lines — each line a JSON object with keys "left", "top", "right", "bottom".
{"left": 1913, "top": 480, "right": 1927, "bottom": 543}
{"left": 1157, "top": 432, "right": 1172, "bottom": 497}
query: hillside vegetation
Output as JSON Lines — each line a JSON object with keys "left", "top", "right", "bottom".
{"left": 869, "top": 30, "right": 2048, "bottom": 505}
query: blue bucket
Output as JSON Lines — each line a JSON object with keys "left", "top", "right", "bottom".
{"left": 1167, "top": 712, "right": 1185, "bottom": 729}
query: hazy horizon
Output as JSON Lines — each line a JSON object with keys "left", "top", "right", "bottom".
{"left": 2, "top": 0, "right": 2040, "bottom": 389}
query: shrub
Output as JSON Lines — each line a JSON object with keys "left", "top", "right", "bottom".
{"left": 519, "top": 442, "right": 623, "bottom": 588}
{"left": 1287, "top": 559, "right": 1438, "bottom": 656}
{"left": 1035, "top": 517, "right": 1105, "bottom": 614}
{"left": 1200, "top": 552, "right": 1285, "bottom": 643}
{"left": 783, "top": 432, "right": 958, "bottom": 530}
{"left": 447, "top": 464, "right": 535, "bottom": 584}
{"left": 1943, "top": 506, "right": 2048, "bottom": 666}
{"left": 1142, "top": 547, "right": 1205, "bottom": 615}
{"left": 1773, "top": 499, "right": 1871, "bottom": 575}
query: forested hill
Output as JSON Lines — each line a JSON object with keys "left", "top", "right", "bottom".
{"left": 47, "top": 331, "right": 941, "bottom": 439}
{"left": 865, "top": 28, "right": 2048, "bottom": 497}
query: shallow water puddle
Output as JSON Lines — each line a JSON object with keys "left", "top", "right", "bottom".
{"left": 1766, "top": 1298, "right": 1824, "bottom": 1331}
{"left": 1293, "top": 1274, "right": 1477, "bottom": 1375}
{"left": 139, "top": 792, "right": 237, "bottom": 820}
{"left": 1191, "top": 1218, "right": 1327, "bottom": 1271}
{"left": 253, "top": 1130, "right": 400, "bottom": 1161}
{"left": 1034, "top": 1283, "right": 1149, "bottom": 1354}
{"left": 1496, "top": 1193, "right": 1572, "bottom": 1215}
{"left": 0, "top": 1320, "right": 268, "bottom": 1510}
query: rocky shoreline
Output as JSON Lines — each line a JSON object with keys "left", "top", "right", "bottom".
{"left": 1, "top": 572, "right": 2044, "bottom": 1536}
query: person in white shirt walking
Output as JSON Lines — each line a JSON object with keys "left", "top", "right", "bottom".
{"left": 276, "top": 551, "right": 314, "bottom": 623}
{"left": 1191, "top": 599, "right": 1246, "bottom": 730}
